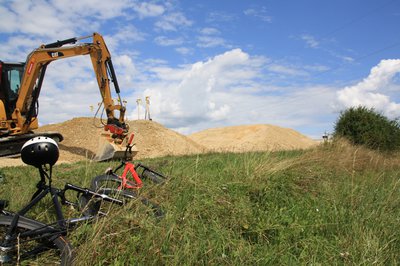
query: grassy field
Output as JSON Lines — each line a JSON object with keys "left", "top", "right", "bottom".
{"left": 0, "top": 140, "right": 399, "bottom": 265}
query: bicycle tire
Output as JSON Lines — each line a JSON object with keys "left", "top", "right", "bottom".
{"left": 81, "top": 174, "right": 164, "bottom": 218}
{"left": 140, "top": 169, "right": 166, "bottom": 184}
{"left": 0, "top": 214, "right": 73, "bottom": 265}
{"left": 79, "top": 174, "right": 136, "bottom": 217}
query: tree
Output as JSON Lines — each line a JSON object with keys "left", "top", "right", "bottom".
{"left": 334, "top": 106, "right": 400, "bottom": 151}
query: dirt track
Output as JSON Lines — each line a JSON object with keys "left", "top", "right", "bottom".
{"left": 0, "top": 117, "right": 317, "bottom": 167}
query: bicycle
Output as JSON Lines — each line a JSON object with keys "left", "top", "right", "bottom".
{"left": 82, "top": 133, "right": 167, "bottom": 218}
{"left": 0, "top": 137, "right": 123, "bottom": 265}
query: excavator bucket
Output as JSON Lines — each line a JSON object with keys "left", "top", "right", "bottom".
{"left": 93, "top": 133, "right": 138, "bottom": 161}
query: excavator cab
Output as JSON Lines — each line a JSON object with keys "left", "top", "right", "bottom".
{"left": 0, "top": 61, "right": 25, "bottom": 123}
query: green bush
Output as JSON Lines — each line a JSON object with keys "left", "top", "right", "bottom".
{"left": 334, "top": 106, "right": 400, "bottom": 151}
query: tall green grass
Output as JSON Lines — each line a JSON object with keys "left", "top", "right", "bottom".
{"left": 0, "top": 141, "right": 399, "bottom": 265}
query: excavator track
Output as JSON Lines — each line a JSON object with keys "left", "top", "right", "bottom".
{"left": 0, "top": 132, "right": 63, "bottom": 157}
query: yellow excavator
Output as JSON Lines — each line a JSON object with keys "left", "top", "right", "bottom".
{"left": 0, "top": 32, "right": 133, "bottom": 161}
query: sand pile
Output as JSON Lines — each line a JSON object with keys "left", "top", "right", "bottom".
{"left": 189, "top": 124, "right": 317, "bottom": 152}
{"left": 35, "top": 117, "right": 206, "bottom": 163}
{"left": 128, "top": 120, "right": 206, "bottom": 158}
{"left": 0, "top": 118, "right": 317, "bottom": 167}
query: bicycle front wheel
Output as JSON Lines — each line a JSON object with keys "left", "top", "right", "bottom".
{"left": 0, "top": 214, "right": 74, "bottom": 265}
{"left": 81, "top": 174, "right": 164, "bottom": 218}
{"left": 79, "top": 174, "right": 137, "bottom": 217}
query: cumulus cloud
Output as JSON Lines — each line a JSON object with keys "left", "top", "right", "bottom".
{"left": 0, "top": 0, "right": 164, "bottom": 41}
{"left": 126, "top": 49, "right": 265, "bottom": 128}
{"left": 132, "top": 2, "right": 165, "bottom": 18}
{"left": 197, "top": 27, "right": 228, "bottom": 48}
{"left": 0, "top": 0, "right": 127, "bottom": 39}
{"left": 0, "top": 0, "right": 338, "bottom": 138}
{"left": 122, "top": 48, "right": 335, "bottom": 137}
{"left": 155, "top": 12, "right": 193, "bottom": 31}
{"left": 37, "top": 58, "right": 102, "bottom": 124}
{"left": 336, "top": 59, "right": 400, "bottom": 118}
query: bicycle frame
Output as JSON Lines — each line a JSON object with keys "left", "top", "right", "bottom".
{"left": 113, "top": 161, "right": 143, "bottom": 189}
{"left": 106, "top": 133, "right": 143, "bottom": 190}
{"left": 107, "top": 133, "right": 167, "bottom": 190}
{"left": 0, "top": 164, "right": 123, "bottom": 259}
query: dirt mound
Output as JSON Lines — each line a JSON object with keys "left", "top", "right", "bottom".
{"left": 35, "top": 117, "right": 103, "bottom": 163}
{"left": 34, "top": 117, "right": 206, "bottom": 163}
{"left": 189, "top": 124, "right": 317, "bottom": 152}
{"left": 0, "top": 118, "right": 317, "bottom": 167}
{"left": 125, "top": 120, "right": 206, "bottom": 158}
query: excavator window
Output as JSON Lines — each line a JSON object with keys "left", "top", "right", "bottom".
{"left": 8, "top": 69, "right": 21, "bottom": 102}
{"left": 0, "top": 63, "right": 24, "bottom": 119}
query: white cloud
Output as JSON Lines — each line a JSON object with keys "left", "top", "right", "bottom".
{"left": 0, "top": 0, "right": 155, "bottom": 41}
{"left": 12, "top": 42, "right": 336, "bottom": 138}
{"left": 244, "top": 7, "right": 272, "bottom": 23}
{"left": 197, "top": 26, "right": 228, "bottom": 48}
{"left": 209, "top": 103, "right": 231, "bottom": 121}
{"left": 268, "top": 64, "right": 309, "bottom": 76}
{"left": 37, "top": 58, "right": 103, "bottom": 124}
{"left": 197, "top": 36, "right": 227, "bottom": 48}
{"left": 154, "top": 36, "right": 184, "bottom": 46}
{"left": 0, "top": 1, "right": 341, "bottom": 139}
{"left": 206, "top": 11, "right": 236, "bottom": 23}
{"left": 301, "top": 34, "right": 319, "bottom": 48}
{"left": 132, "top": 2, "right": 165, "bottom": 18}
{"left": 52, "top": 0, "right": 133, "bottom": 19}
{"left": 336, "top": 59, "right": 400, "bottom": 118}
{"left": 0, "top": 0, "right": 78, "bottom": 38}
{"left": 175, "top": 47, "right": 192, "bottom": 55}
{"left": 126, "top": 49, "right": 264, "bottom": 127}
{"left": 123, "top": 48, "right": 336, "bottom": 137}
{"left": 155, "top": 12, "right": 193, "bottom": 31}
{"left": 200, "top": 27, "right": 220, "bottom": 35}
{"left": 110, "top": 25, "right": 146, "bottom": 44}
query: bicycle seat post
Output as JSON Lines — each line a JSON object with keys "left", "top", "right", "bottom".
{"left": 38, "top": 164, "right": 53, "bottom": 187}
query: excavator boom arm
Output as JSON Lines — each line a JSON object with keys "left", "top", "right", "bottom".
{"left": 13, "top": 32, "right": 127, "bottom": 137}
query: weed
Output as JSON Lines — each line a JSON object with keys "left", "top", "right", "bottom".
{"left": 0, "top": 144, "right": 399, "bottom": 264}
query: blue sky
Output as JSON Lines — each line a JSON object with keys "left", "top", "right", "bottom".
{"left": 1, "top": 0, "right": 400, "bottom": 139}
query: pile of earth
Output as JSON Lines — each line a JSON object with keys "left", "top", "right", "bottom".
{"left": 35, "top": 117, "right": 206, "bottom": 163}
{"left": 188, "top": 124, "right": 317, "bottom": 152}
{"left": 0, "top": 117, "right": 317, "bottom": 166}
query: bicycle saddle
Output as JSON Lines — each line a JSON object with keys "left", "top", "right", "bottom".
{"left": 21, "top": 136, "right": 59, "bottom": 167}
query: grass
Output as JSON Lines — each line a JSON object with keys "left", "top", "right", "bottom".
{"left": 0, "top": 141, "right": 399, "bottom": 265}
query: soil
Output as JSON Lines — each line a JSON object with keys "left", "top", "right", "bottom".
{"left": 188, "top": 124, "right": 317, "bottom": 152}
{"left": 0, "top": 117, "right": 317, "bottom": 167}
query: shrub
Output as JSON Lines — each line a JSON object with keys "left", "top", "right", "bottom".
{"left": 334, "top": 106, "right": 400, "bottom": 151}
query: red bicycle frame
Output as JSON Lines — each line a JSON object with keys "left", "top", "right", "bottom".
{"left": 120, "top": 161, "right": 143, "bottom": 189}
{"left": 109, "top": 133, "right": 143, "bottom": 190}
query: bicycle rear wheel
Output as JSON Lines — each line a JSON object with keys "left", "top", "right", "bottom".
{"left": 0, "top": 214, "right": 73, "bottom": 265}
